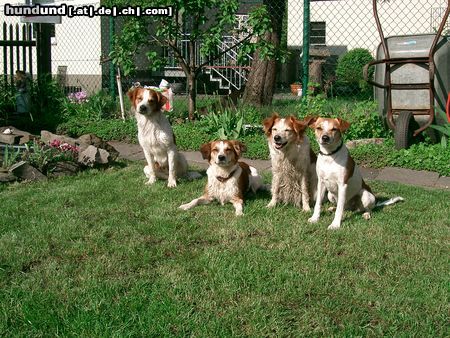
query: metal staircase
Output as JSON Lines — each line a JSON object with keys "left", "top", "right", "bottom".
{"left": 164, "top": 35, "right": 252, "bottom": 91}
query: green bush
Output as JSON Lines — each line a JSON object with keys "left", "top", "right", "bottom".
{"left": 298, "top": 99, "right": 390, "bottom": 140}
{"left": 350, "top": 138, "right": 450, "bottom": 176}
{"left": 336, "top": 48, "right": 374, "bottom": 98}
{"left": 57, "top": 118, "right": 137, "bottom": 142}
{"left": 0, "top": 80, "right": 16, "bottom": 121}
{"left": 62, "top": 90, "right": 119, "bottom": 122}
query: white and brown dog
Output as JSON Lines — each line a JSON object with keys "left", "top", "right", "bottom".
{"left": 263, "top": 113, "right": 317, "bottom": 211}
{"left": 179, "top": 140, "right": 263, "bottom": 216}
{"left": 128, "top": 87, "right": 188, "bottom": 188}
{"left": 308, "top": 117, "right": 403, "bottom": 229}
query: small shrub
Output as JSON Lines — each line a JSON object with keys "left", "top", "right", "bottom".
{"left": 200, "top": 109, "right": 245, "bottom": 140}
{"left": 336, "top": 48, "right": 374, "bottom": 98}
{"left": 62, "top": 90, "right": 119, "bottom": 122}
{"left": 1, "top": 146, "right": 21, "bottom": 169}
{"left": 28, "top": 76, "right": 67, "bottom": 131}
{"left": 350, "top": 138, "right": 450, "bottom": 176}
{"left": 57, "top": 118, "right": 137, "bottom": 142}
{"left": 0, "top": 80, "right": 16, "bottom": 121}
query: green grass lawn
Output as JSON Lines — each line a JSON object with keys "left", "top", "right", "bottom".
{"left": 0, "top": 163, "right": 448, "bottom": 336}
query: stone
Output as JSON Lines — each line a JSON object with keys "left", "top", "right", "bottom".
{"left": 9, "top": 161, "right": 47, "bottom": 181}
{"left": 78, "top": 145, "right": 110, "bottom": 167}
{"left": 49, "top": 161, "right": 80, "bottom": 177}
{"left": 0, "top": 171, "right": 17, "bottom": 183}
{"left": 0, "top": 134, "right": 21, "bottom": 144}
{"left": 40, "top": 130, "right": 78, "bottom": 146}
{"left": 77, "top": 134, "right": 119, "bottom": 160}
{"left": 0, "top": 126, "right": 36, "bottom": 145}
{"left": 377, "top": 167, "right": 439, "bottom": 188}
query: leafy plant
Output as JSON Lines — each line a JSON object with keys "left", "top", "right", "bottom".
{"left": 61, "top": 90, "right": 119, "bottom": 123}
{"left": 201, "top": 109, "right": 244, "bottom": 140}
{"left": 0, "top": 80, "right": 16, "bottom": 121}
{"left": 1, "top": 146, "right": 21, "bottom": 169}
{"left": 429, "top": 109, "right": 450, "bottom": 148}
{"left": 23, "top": 139, "right": 79, "bottom": 175}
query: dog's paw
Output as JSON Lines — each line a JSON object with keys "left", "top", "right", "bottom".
{"left": 167, "top": 178, "right": 177, "bottom": 188}
{"left": 327, "top": 222, "right": 341, "bottom": 230}
{"left": 362, "top": 212, "right": 371, "bottom": 220}
{"left": 235, "top": 210, "right": 244, "bottom": 216}
{"left": 327, "top": 206, "right": 336, "bottom": 212}
{"left": 302, "top": 205, "right": 311, "bottom": 212}
{"left": 308, "top": 216, "right": 319, "bottom": 223}
{"left": 266, "top": 200, "right": 277, "bottom": 208}
{"left": 145, "top": 176, "right": 157, "bottom": 185}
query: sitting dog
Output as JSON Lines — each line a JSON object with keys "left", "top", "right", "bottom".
{"left": 179, "top": 140, "right": 263, "bottom": 216}
{"left": 127, "top": 86, "right": 188, "bottom": 187}
{"left": 263, "top": 113, "right": 317, "bottom": 211}
{"left": 307, "top": 117, "right": 403, "bottom": 229}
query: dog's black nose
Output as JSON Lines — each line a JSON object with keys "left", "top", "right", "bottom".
{"left": 218, "top": 155, "right": 226, "bottom": 162}
{"left": 274, "top": 135, "right": 281, "bottom": 142}
{"left": 139, "top": 105, "right": 147, "bottom": 112}
{"left": 321, "top": 135, "right": 330, "bottom": 142}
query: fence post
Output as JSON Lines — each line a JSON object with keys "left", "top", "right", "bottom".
{"left": 109, "top": 16, "right": 116, "bottom": 100}
{"left": 302, "top": 0, "right": 310, "bottom": 98}
{"left": 36, "top": 23, "right": 52, "bottom": 79}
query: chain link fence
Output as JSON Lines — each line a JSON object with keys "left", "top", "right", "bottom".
{"left": 1, "top": 0, "right": 449, "bottom": 113}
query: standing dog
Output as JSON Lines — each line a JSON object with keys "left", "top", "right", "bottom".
{"left": 128, "top": 87, "right": 188, "bottom": 187}
{"left": 179, "top": 140, "right": 263, "bottom": 216}
{"left": 308, "top": 117, "right": 403, "bottom": 229}
{"left": 263, "top": 113, "right": 317, "bottom": 211}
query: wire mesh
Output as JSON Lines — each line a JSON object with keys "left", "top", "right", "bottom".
{"left": 0, "top": 0, "right": 448, "bottom": 110}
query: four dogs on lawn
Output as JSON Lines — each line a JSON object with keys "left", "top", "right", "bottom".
{"left": 128, "top": 86, "right": 402, "bottom": 229}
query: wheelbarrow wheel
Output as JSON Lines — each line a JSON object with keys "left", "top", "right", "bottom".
{"left": 394, "top": 111, "right": 420, "bottom": 149}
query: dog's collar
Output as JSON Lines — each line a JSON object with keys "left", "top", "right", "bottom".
{"left": 216, "top": 167, "right": 238, "bottom": 183}
{"left": 319, "top": 141, "right": 344, "bottom": 156}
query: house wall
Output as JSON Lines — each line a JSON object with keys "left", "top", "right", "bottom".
{"left": 0, "top": 0, "right": 102, "bottom": 94}
{"left": 288, "top": 0, "right": 448, "bottom": 56}
{"left": 51, "top": 0, "right": 102, "bottom": 93}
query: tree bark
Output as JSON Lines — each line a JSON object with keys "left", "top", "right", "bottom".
{"left": 187, "top": 72, "right": 196, "bottom": 121}
{"left": 242, "top": 0, "right": 284, "bottom": 107}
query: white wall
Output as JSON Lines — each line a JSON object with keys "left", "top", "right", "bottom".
{"left": 1, "top": 0, "right": 102, "bottom": 92}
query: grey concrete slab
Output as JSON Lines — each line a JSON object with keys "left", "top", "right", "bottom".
{"left": 360, "top": 167, "right": 381, "bottom": 181}
{"left": 376, "top": 166, "right": 440, "bottom": 188}
{"left": 435, "top": 176, "right": 450, "bottom": 190}
{"left": 108, "top": 141, "right": 144, "bottom": 161}
{"left": 107, "top": 142, "right": 448, "bottom": 190}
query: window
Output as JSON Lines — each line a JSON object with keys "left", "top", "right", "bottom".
{"left": 310, "top": 21, "right": 326, "bottom": 46}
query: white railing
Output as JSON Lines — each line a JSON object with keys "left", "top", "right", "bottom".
{"left": 164, "top": 35, "right": 252, "bottom": 90}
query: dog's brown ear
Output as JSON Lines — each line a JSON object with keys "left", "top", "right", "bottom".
{"left": 157, "top": 91, "right": 168, "bottom": 110}
{"left": 200, "top": 142, "right": 212, "bottom": 161}
{"left": 289, "top": 116, "right": 307, "bottom": 136}
{"left": 262, "top": 113, "right": 279, "bottom": 136}
{"left": 127, "top": 88, "right": 138, "bottom": 107}
{"left": 231, "top": 140, "right": 247, "bottom": 157}
{"left": 335, "top": 118, "right": 351, "bottom": 132}
{"left": 304, "top": 116, "right": 318, "bottom": 129}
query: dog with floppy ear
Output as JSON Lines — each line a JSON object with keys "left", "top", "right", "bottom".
{"left": 179, "top": 140, "right": 263, "bottom": 216}
{"left": 127, "top": 86, "right": 188, "bottom": 187}
{"left": 263, "top": 113, "right": 317, "bottom": 211}
{"left": 307, "top": 117, "right": 403, "bottom": 229}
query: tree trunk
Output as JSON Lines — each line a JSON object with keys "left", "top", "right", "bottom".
{"left": 242, "top": 0, "right": 284, "bottom": 107}
{"left": 187, "top": 72, "right": 196, "bottom": 121}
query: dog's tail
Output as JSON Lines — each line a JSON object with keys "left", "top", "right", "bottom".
{"left": 375, "top": 196, "right": 404, "bottom": 208}
{"left": 186, "top": 171, "right": 202, "bottom": 180}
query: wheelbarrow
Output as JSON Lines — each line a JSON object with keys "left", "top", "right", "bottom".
{"left": 364, "top": 0, "right": 450, "bottom": 149}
